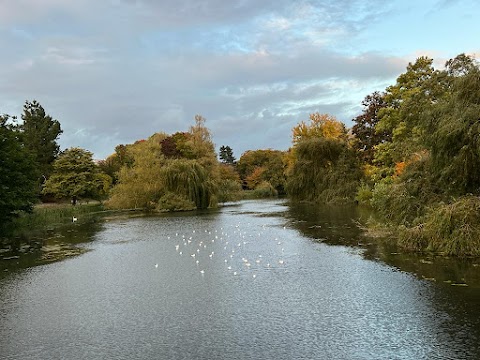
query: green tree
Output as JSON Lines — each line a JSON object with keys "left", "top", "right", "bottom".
{"left": 42, "top": 147, "right": 111, "bottom": 203}
{"left": 286, "top": 137, "right": 360, "bottom": 203}
{"left": 20, "top": 100, "right": 62, "bottom": 179}
{"left": 375, "top": 57, "right": 436, "bottom": 166}
{"left": 427, "top": 60, "right": 480, "bottom": 195}
{"left": 219, "top": 145, "right": 236, "bottom": 164}
{"left": 107, "top": 139, "right": 165, "bottom": 210}
{"left": 351, "top": 92, "right": 389, "bottom": 164}
{"left": 0, "top": 114, "right": 38, "bottom": 232}
{"left": 286, "top": 114, "right": 360, "bottom": 203}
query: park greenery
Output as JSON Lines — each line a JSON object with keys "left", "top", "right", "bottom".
{"left": 1, "top": 52, "right": 480, "bottom": 257}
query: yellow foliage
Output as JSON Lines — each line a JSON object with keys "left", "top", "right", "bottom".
{"left": 292, "top": 113, "right": 345, "bottom": 144}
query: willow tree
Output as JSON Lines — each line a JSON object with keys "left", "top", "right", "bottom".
{"left": 427, "top": 59, "right": 480, "bottom": 195}
{"left": 160, "top": 159, "right": 217, "bottom": 210}
{"left": 106, "top": 115, "right": 221, "bottom": 211}
{"left": 106, "top": 137, "right": 167, "bottom": 209}
{"left": 286, "top": 113, "right": 360, "bottom": 203}
{"left": 286, "top": 137, "right": 360, "bottom": 203}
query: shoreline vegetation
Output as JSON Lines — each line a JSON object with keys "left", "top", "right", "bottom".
{"left": 2, "top": 53, "right": 480, "bottom": 258}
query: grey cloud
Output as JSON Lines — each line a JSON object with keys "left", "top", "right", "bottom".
{"left": 0, "top": 0, "right": 416, "bottom": 159}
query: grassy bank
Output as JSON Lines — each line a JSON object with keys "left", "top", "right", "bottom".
{"left": 4, "top": 202, "right": 104, "bottom": 240}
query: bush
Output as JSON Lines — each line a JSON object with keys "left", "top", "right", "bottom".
{"left": 355, "top": 182, "right": 373, "bottom": 204}
{"left": 399, "top": 196, "right": 480, "bottom": 256}
{"left": 156, "top": 192, "right": 196, "bottom": 212}
{"left": 252, "top": 181, "right": 278, "bottom": 198}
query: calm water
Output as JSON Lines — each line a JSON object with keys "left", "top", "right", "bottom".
{"left": 1, "top": 200, "right": 479, "bottom": 359}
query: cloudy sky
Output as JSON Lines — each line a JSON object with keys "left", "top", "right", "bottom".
{"left": 1, "top": 0, "right": 479, "bottom": 159}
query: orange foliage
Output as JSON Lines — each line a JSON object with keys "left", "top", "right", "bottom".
{"left": 394, "top": 161, "right": 406, "bottom": 176}
{"left": 245, "top": 167, "right": 265, "bottom": 190}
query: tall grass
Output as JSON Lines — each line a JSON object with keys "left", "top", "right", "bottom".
{"left": 9, "top": 203, "right": 104, "bottom": 237}
{"left": 399, "top": 196, "right": 480, "bottom": 256}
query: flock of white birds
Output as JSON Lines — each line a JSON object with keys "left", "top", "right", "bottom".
{"left": 156, "top": 222, "right": 289, "bottom": 279}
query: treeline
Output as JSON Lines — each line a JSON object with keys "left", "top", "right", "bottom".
{"left": 2, "top": 53, "right": 480, "bottom": 256}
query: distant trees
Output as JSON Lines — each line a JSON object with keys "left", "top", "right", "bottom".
{"left": 219, "top": 145, "right": 236, "bottom": 164}
{"left": 42, "top": 147, "right": 111, "bottom": 203}
{"left": 286, "top": 113, "right": 361, "bottom": 203}
{"left": 107, "top": 115, "right": 221, "bottom": 211}
{"left": 237, "top": 149, "right": 286, "bottom": 194}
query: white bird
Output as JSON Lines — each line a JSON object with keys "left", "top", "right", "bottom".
{"left": 72, "top": 216, "right": 77, "bottom": 222}
{"left": 200, "top": 270, "right": 205, "bottom": 275}
{"left": 278, "top": 260, "right": 284, "bottom": 265}
{"left": 155, "top": 263, "right": 158, "bottom": 268}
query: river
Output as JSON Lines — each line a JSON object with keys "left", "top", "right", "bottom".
{"left": 1, "top": 199, "right": 479, "bottom": 359}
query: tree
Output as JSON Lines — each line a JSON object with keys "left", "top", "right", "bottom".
{"left": 237, "top": 149, "right": 286, "bottom": 192}
{"left": 0, "top": 114, "right": 38, "bottom": 232}
{"left": 42, "top": 147, "right": 111, "bottom": 203}
{"left": 107, "top": 116, "right": 221, "bottom": 211}
{"left": 219, "top": 145, "right": 236, "bottom": 164}
{"left": 20, "top": 100, "right": 62, "bottom": 179}
{"left": 375, "top": 57, "right": 436, "bottom": 165}
{"left": 292, "top": 113, "right": 346, "bottom": 145}
{"left": 427, "top": 61, "right": 480, "bottom": 195}
{"left": 351, "top": 92, "right": 389, "bottom": 164}
{"left": 286, "top": 113, "right": 361, "bottom": 203}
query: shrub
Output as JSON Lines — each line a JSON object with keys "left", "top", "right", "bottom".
{"left": 399, "top": 196, "right": 480, "bottom": 256}
{"left": 252, "top": 181, "right": 278, "bottom": 198}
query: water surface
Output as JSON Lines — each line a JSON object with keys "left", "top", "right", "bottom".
{"left": 1, "top": 200, "right": 479, "bottom": 359}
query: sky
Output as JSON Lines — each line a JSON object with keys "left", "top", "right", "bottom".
{"left": 1, "top": 0, "right": 479, "bottom": 160}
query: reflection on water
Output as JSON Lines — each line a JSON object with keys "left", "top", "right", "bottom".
{"left": 0, "top": 199, "right": 479, "bottom": 359}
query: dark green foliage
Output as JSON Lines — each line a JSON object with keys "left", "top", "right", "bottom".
{"left": 427, "top": 67, "right": 480, "bottom": 195}
{"left": 20, "top": 100, "right": 62, "bottom": 178}
{"left": 351, "top": 92, "right": 389, "bottom": 164}
{"left": 0, "top": 115, "right": 38, "bottom": 232}
{"left": 219, "top": 145, "right": 236, "bottom": 164}
{"left": 286, "top": 138, "right": 361, "bottom": 203}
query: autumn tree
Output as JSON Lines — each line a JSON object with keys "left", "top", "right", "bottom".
{"left": 237, "top": 149, "right": 286, "bottom": 193}
{"left": 286, "top": 113, "right": 360, "bottom": 203}
{"left": 292, "top": 113, "right": 346, "bottom": 145}
{"left": 107, "top": 115, "right": 221, "bottom": 211}
{"left": 20, "top": 100, "right": 62, "bottom": 179}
